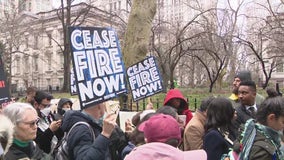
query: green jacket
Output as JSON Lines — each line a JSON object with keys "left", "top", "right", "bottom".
{"left": 249, "top": 130, "right": 280, "bottom": 160}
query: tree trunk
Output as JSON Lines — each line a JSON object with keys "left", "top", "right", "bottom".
{"left": 122, "top": 0, "right": 157, "bottom": 67}
{"left": 61, "top": 0, "right": 71, "bottom": 92}
{"left": 120, "top": 0, "right": 156, "bottom": 109}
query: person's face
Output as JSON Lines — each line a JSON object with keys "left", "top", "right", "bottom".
{"left": 38, "top": 98, "right": 51, "bottom": 110}
{"left": 62, "top": 102, "right": 71, "bottom": 109}
{"left": 233, "top": 77, "right": 241, "bottom": 91}
{"left": 171, "top": 98, "right": 181, "bottom": 108}
{"left": 238, "top": 85, "right": 256, "bottom": 106}
{"left": 15, "top": 109, "right": 38, "bottom": 142}
{"left": 96, "top": 103, "right": 106, "bottom": 119}
{"left": 267, "top": 114, "right": 284, "bottom": 131}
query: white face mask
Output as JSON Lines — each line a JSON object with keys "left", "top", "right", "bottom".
{"left": 40, "top": 107, "right": 51, "bottom": 116}
{"left": 62, "top": 108, "right": 71, "bottom": 112}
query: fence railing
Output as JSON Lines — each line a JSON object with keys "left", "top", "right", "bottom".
{"left": 121, "top": 97, "right": 198, "bottom": 112}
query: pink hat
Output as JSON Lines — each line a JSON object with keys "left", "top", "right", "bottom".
{"left": 125, "top": 142, "right": 207, "bottom": 160}
{"left": 138, "top": 114, "right": 181, "bottom": 143}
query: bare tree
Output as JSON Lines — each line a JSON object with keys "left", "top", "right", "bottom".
{"left": 235, "top": 28, "right": 284, "bottom": 89}
{"left": 0, "top": 2, "right": 33, "bottom": 92}
{"left": 122, "top": 0, "right": 157, "bottom": 67}
{"left": 151, "top": 4, "right": 217, "bottom": 89}
{"left": 235, "top": 0, "right": 284, "bottom": 89}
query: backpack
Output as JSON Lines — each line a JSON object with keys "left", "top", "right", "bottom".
{"left": 53, "top": 121, "right": 95, "bottom": 160}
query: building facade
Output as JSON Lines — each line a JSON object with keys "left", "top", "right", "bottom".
{"left": 1, "top": 2, "right": 124, "bottom": 92}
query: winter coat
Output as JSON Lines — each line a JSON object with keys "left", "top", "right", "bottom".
{"left": 4, "top": 141, "right": 52, "bottom": 160}
{"left": 249, "top": 128, "right": 281, "bottom": 160}
{"left": 234, "top": 104, "right": 258, "bottom": 137}
{"left": 35, "top": 113, "right": 63, "bottom": 153}
{"left": 61, "top": 110, "right": 128, "bottom": 160}
{"left": 203, "top": 129, "right": 232, "bottom": 160}
{"left": 164, "top": 89, "right": 193, "bottom": 124}
{"left": 183, "top": 110, "right": 206, "bottom": 150}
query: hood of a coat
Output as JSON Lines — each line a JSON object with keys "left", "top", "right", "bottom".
{"left": 61, "top": 110, "right": 96, "bottom": 132}
{"left": 163, "top": 89, "right": 188, "bottom": 110}
{"left": 57, "top": 98, "right": 73, "bottom": 109}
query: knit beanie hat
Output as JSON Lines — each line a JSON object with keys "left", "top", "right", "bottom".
{"left": 235, "top": 71, "right": 252, "bottom": 81}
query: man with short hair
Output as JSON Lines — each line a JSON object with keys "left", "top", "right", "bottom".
{"left": 235, "top": 81, "right": 258, "bottom": 134}
{"left": 229, "top": 70, "right": 264, "bottom": 108}
{"left": 33, "top": 91, "right": 62, "bottom": 153}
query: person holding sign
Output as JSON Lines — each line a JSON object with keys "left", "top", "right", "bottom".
{"left": 60, "top": 102, "right": 122, "bottom": 160}
{"left": 163, "top": 89, "right": 193, "bottom": 126}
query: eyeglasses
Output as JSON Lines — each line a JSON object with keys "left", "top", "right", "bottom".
{"left": 40, "top": 103, "right": 51, "bottom": 108}
{"left": 21, "top": 118, "right": 40, "bottom": 127}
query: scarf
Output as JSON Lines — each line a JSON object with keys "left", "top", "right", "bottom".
{"left": 239, "top": 119, "right": 284, "bottom": 160}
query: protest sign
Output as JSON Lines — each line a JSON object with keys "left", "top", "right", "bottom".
{"left": 127, "top": 56, "right": 163, "bottom": 101}
{"left": 69, "top": 27, "right": 127, "bottom": 109}
{"left": 0, "top": 55, "right": 10, "bottom": 108}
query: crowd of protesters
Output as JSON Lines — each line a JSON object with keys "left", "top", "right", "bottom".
{"left": 1, "top": 70, "right": 284, "bottom": 160}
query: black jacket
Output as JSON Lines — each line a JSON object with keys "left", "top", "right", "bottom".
{"left": 235, "top": 104, "right": 258, "bottom": 129}
{"left": 61, "top": 110, "right": 128, "bottom": 160}
{"left": 4, "top": 141, "right": 52, "bottom": 160}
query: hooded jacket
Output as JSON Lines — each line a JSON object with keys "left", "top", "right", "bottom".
{"left": 163, "top": 89, "right": 193, "bottom": 124}
{"left": 57, "top": 98, "right": 73, "bottom": 116}
{"left": 61, "top": 110, "right": 111, "bottom": 160}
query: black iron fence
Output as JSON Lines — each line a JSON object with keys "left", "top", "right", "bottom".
{"left": 121, "top": 97, "right": 198, "bottom": 112}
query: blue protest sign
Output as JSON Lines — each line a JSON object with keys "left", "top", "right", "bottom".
{"left": 69, "top": 27, "right": 127, "bottom": 109}
{"left": 127, "top": 56, "right": 163, "bottom": 101}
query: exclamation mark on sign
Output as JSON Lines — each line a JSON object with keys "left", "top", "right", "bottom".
{"left": 120, "top": 74, "right": 125, "bottom": 89}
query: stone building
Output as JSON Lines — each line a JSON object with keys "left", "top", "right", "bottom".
{"left": 1, "top": 2, "right": 125, "bottom": 92}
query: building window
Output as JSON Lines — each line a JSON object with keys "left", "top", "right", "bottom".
{"left": 46, "top": 54, "right": 51, "bottom": 70}
{"left": 114, "top": 2, "right": 117, "bottom": 10}
{"left": 59, "top": 52, "right": 64, "bottom": 69}
{"left": 25, "top": 37, "right": 29, "bottom": 48}
{"left": 47, "top": 33, "right": 52, "bottom": 46}
{"left": 18, "top": 0, "right": 26, "bottom": 12}
{"left": 16, "top": 58, "right": 20, "bottom": 74}
{"left": 34, "top": 35, "right": 38, "bottom": 49}
{"left": 118, "top": 1, "right": 121, "bottom": 10}
{"left": 24, "top": 56, "right": 29, "bottom": 72}
{"left": 28, "top": 2, "right": 31, "bottom": 11}
{"left": 47, "top": 79, "right": 50, "bottom": 88}
{"left": 33, "top": 55, "right": 38, "bottom": 71}
{"left": 59, "top": 78, "right": 63, "bottom": 87}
